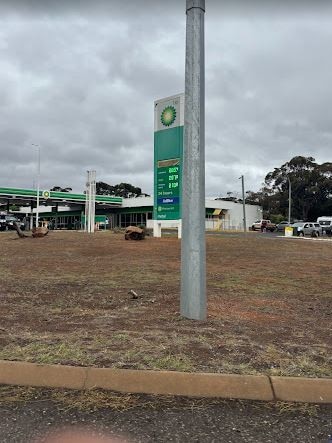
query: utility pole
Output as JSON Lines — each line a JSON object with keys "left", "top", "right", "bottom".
{"left": 181, "top": 0, "right": 206, "bottom": 320}
{"left": 239, "top": 175, "right": 247, "bottom": 234}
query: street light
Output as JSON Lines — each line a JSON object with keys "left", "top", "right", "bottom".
{"left": 239, "top": 175, "right": 247, "bottom": 234}
{"left": 287, "top": 175, "right": 291, "bottom": 225}
{"left": 32, "top": 144, "right": 40, "bottom": 228}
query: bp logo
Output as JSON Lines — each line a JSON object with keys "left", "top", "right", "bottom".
{"left": 161, "top": 105, "right": 176, "bottom": 127}
{"left": 42, "top": 190, "right": 50, "bottom": 199}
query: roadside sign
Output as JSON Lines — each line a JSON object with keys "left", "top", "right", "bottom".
{"left": 42, "top": 190, "right": 50, "bottom": 199}
{"left": 285, "top": 226, "right": 293, "bottom": 237}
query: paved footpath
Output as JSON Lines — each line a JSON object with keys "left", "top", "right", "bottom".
{"left": 0, "top": 396, "right": 331, "bottom": 443}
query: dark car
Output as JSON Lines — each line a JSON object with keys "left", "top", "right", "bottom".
{"left": 0, "top": 214, "right": 25, "bottom": 231}
{"left": 0, "top": 214, "right": 7, "bottom": 231}
{"left": 275, "top": 221, "right": 290, "bottom": 232}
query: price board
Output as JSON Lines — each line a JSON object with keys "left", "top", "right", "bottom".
{"left": 154, "top": 94, "right": 184, "bottom": 221}
{"left": 156, "top": 158, "right": 180, "bottom": 220}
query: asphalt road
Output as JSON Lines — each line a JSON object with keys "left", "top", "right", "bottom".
{"left": 0, "top": 395, "right": 331, "bottom": 443}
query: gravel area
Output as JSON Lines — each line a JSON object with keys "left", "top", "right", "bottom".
{"left": 0, "top": 395, "right": 331, "bottom": 442}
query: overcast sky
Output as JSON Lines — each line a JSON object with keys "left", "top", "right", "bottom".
{"left": 0, "top": 0, "right": 331, "bottom": 197}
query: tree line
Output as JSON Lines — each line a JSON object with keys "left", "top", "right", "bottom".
{"left": 246, "top": 156, "right": 332, "bottom": 222}
{"left": 50, "top": 156, "right": 331, "bottom": 222}
{"left": 50, "top": 183, "right": 149, "bottom": 199}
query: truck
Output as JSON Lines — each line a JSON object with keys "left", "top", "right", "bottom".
{"left": 251, "top": 219, "right": 276, "bottom": 232}
{"left": 317, "top": 216, "right": 332, "bottom": 236}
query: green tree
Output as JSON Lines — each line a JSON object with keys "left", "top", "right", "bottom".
{"left": 50, "top": 186, "right": 72, "bottom": 192}
{"left": 263, "top": 156, "right": 332, "bottom": 220}
{"left": 96, "top": 182, "right": 149, "bottom": 198}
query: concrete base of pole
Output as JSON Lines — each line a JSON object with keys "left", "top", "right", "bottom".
{"left": 153, "top": 220, "right": 182, "bottom": 239}
{"left": 153, "top": 221, "right": 162, "bottom": 238}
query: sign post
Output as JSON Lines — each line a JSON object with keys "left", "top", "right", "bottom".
{"left": 153, "top": 94, "right": 184, "bottom": 238}
{"left": 85, "top": 170, "right": 96, "bottom": 233}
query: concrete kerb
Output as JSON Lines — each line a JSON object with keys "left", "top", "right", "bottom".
{"left": 0, "top": 360, "right": 87, "bottom": 390}
{"left": 85, "top": 368, "right": 273, "bottom": 401}
{"left": 0, "top": 360, "right": 331, "bottom": 404}
{"left": 271, "top": 376, "right": 332, "bottom": 403}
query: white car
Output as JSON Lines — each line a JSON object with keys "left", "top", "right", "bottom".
{"left": 292, "top": 222, "right": 322, "bottom": 237}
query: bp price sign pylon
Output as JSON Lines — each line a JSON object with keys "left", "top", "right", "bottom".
{"left": 153, "top": 93, "right": 184, "bottom": 238}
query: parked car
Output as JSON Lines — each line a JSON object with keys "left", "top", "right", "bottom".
{"left": 0, "top": 214, "right": 25, "bottom": 231}
{"left": 0, "top": 214, "right": 7, "bottom": 231}
{"left": 291, "top": 222, "right": 322, "bottom": 237}
{"left": 275, "top": 221, "right": 291, "bottom": 232}
{"left": 317, "top": 216, "right": 332, "bottom": 236}
{"left": 251, "top": 219, "right": 276, "bottom": 232}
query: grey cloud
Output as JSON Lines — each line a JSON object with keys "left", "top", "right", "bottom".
{"left": 0, "top": 1, "right": 331, "bottom": 197}
{"left": 2, "top": 1, "right": 332, "bottom": 17}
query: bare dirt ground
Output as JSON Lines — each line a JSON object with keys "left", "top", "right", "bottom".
{"left": 0, "top": 231, "right": 331, "bottom": 377}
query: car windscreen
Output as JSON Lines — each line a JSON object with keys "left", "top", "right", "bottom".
{"left": 319, "top": 221, "right": 331, "bottom": 226}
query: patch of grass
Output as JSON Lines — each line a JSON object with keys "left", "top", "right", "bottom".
{"left": 0, "top": 342, "right": 94, "bottom": 366}
{"left": 274, "top": 401, "right": 319, "bottom": 416}
{"left": 257, "top": 345, "right": 332, "bottom": 377}
{"left": 0, "top": 385, "right": 229, "bottom": 412}
{"left": 0, "top": 386, "right": 143, "bottom": 411}
{"left": 112, "top": 333, "right": 130, "bottom": 341}
{"left": 51, "top": 389, "right": 141, "bottom": 411}
{"left": 0, "top": 385, "right": 37, "bottom": 405}
{"left": 216, "top": 361, "right": 259, "bottom": 375}
{"left": 143, "top": 354, "right": 193, "bottom": 372}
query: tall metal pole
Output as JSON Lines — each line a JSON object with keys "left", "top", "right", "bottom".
{"left": 85, "top": 171, "right": 89, "bottom": 232}
{"left": 90, "top": 170, "right": 96, "bottom": 232}
{"left": 240, "top": 175, "right": 247, "bottom": 234}
{"left": 32, "top": 144, "right": 40, "bottom": 228}
{"left": 85, "top": 170, "right": 96, "bottom": 233}
{"left": 181, "top": 0, "right": 206, "bottom": 320}
{"left": 36, "top": 146, "right": 40, "bottom": 228}
{"left": 288, "top": 176, "right": 291, "bottom": 225}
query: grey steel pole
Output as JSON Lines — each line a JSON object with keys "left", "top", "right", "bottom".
{"left": 32, "top": 144, "right": 40, "bottom": 227}
{"left": 36, "top": 146, "right": 40, "bottom": 228}
{"left": 240, "top": 175, "right": 247, "bottom": 234}
{"left": 288, "top": 176, "right": 291, "bottom": 225}
{"left": 181, "top": 0, "right": 206, "bottom": 320}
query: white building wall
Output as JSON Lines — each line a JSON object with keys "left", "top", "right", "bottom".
{"left": 122, "top": 197, "right": 262, "bottom": 231}
{"left": 18, "top": 205, "right": 74, "bottom": 215}
{"left": 205, "top": 199, "right": 262, "bottom": 230}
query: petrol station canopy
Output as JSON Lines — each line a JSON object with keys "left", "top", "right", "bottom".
{"left": 0, "top": 187, "right": 122, "bottom": 210}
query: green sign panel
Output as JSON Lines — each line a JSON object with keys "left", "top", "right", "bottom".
{"left": 156, "top": 158, "right": 180, "bottom": 220}
{"left": 81, "top": 215, "right": 107, "bottom": 224}
{"left": 154, "top": 94, "right": 184, "bottom": 220}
